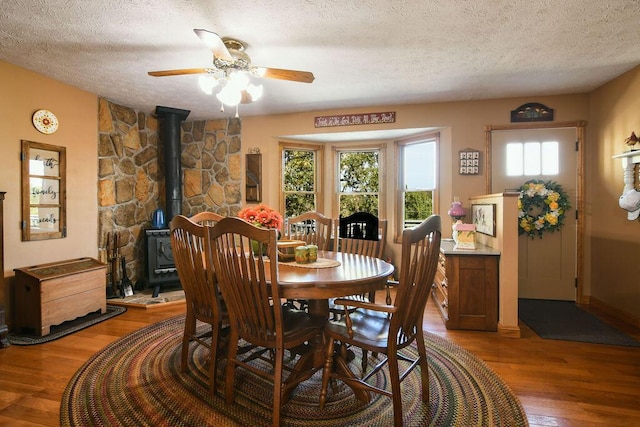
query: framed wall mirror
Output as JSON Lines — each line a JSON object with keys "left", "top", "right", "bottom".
{"left": 246, "top": 153, "right": 262, "bottom": 202}
{"left": 21, "top": 140, "right": 67, "bottom": 241}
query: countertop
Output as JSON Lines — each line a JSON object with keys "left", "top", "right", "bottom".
{"left": 440, "top": 239, "right": 501, "bottom": 256}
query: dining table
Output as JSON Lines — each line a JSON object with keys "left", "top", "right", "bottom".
{"left": 270, "top": 250, "right": 395, "bottom": 402}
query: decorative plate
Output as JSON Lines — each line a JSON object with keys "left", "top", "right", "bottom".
{"left": 32, "top": 109, "right": 59, "bottom": 134}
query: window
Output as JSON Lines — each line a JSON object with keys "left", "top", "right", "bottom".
{"left": 335, "top": 147, "right": 383, "bottom": 217}
{"left": 280, "top": 143, "right": 323, "bottom": 218}
{"left": 396, "top": 134, "right": 438, "bottom": 231}
{"left": 506, "top": 141, "right": 559, "bottom": 176}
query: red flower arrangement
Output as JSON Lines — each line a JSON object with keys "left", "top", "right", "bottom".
{"left": 237, "top": 204, "right": 283, "bottom": 230}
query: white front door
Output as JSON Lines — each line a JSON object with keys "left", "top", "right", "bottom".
{"left": 491, "top": 127, "right": 577, "bottom": 301}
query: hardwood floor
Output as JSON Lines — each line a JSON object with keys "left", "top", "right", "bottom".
{"left": 0, "top": 299, "right": 638, "bottom": 426}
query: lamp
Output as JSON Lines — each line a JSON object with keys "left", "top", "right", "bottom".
{"left": 447, "top": 197, "right": 466, "bottom": 221}
{"left": 199, "top": 69, "right": 263, "bottom": 115}
{"left": 447, "top": 197, "right": 466, "bottom": 243}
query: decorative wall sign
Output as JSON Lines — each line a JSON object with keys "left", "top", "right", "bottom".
{"left": 472, "top": 203, "right": 496, "bottom": 237}
{"left": 459, "top": 149, "right": 480, "bottom": 175}
{"left": 21, "top": 140, "right": 66, "bottom": 241}
{"left": 510, "top": 103, "right": 554, "bottom": 122}
{"left": 314, "top": 111, "right": 395, "bottom": 128}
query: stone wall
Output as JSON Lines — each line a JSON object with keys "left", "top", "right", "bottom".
{"left": 97, "top": 98, "right": 241, "bottom": 288}
{"left": 180, "top": 119, "right": 242, "bottom": 217}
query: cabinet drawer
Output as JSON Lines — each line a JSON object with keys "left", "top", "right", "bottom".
{"left": 434, "top": 269, "right": 448, "bottom": 295}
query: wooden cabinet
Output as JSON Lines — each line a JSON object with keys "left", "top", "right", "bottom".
{"left": 13, "top": 258, "right": 106, "bottom": 336}
{"left": 431, "top": 240, "right": 499, "bottom": 331}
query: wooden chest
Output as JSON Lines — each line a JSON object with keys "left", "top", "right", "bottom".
{"left": 13, "top": 257, "right": 107, "bottom": 336}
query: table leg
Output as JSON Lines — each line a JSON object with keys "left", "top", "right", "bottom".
{"left": 333, "top": 350, "right": 371, "bottom": 403}
{"left": 282, "top": 298, "right": 370, "bottom": 403}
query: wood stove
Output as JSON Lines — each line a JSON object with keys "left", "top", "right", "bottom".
{"left": 144, "top": 106, "right": 190, "bottom": 297}
{"left": 145, "top": 228, "right": 179, "bottom": 297}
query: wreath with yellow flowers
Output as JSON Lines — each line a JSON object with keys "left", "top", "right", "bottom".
{"left": 518, "top": 179, "right": 571, "bottom": 239}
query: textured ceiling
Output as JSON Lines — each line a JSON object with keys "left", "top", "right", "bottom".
{"left": 1, "top": 0, "right": 640, "bottom": 122}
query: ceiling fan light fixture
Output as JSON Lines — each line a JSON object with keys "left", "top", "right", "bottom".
{"left": 216, "top": 83, "right": 242, "bottom": 106}
{"left": 246, "top": 83, "right": 263, "bottom": 102}
{"left": 198, "top": 75, "right": 219, "bottom": 95}
{"left": 227, "top": 71, "right": 250, "bottom": 90}
{"left": 252, "top": 67, "right": 267, "bottom": 78}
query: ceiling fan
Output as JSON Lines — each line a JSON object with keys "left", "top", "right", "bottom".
{"left": 148, "top": 29, "right": 315, "bottom": 106}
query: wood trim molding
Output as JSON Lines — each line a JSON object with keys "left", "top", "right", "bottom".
{"left": 588, "top": 296, "right": 640, "bottom": 330}
{"left": 497, "top": 322, "right": 521, "bottom": 338}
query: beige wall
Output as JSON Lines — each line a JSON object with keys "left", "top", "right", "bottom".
{"left": 0, "top": 61, "right": 99, "bottom": 291}
{"left": 242, "top": 95, "right": 589, "bottom": 268}
{"left": 587, "top": 66, "right": 640, "bottom": 321}
{"left": 2, "top": 56, "right": 638, "bottom": 324}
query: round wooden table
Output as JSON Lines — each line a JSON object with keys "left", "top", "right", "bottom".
{"left": 276, "top": 250, "right": 395, "bottom": 316}
{"left": 272, "top": 251, "right": 395, "bottom": 402}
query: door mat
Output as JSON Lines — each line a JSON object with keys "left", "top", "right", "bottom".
{"left": 8, "top": 305, "right": 126, "bottom": 345}
{"left": 518, "top": 298, "right": 640, "bottom": 347}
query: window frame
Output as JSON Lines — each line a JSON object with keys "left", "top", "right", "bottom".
{"left": 394, "top": 132, "right": 439, "bottom": 242}
{"left": 505, "top": 140, "right": 560, "bottom": 177}
{"left": 279, "top": 141, "right": 324, "bottom": 217}
{"left": 332, "top": 143, "right": 386, "bottom": 220}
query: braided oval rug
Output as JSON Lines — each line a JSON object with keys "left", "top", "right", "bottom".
{"left": 61, "top": 315, "right": 528, "bottom": 426}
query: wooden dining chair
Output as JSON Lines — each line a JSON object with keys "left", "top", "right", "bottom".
{"left": 286, "top": 211, "right": 333, "bottom": 250}
{"left": 206, "top": 217, "right": 326, "bottom": 427}
{"left": 169, "top": 214, "right": 228, "bottom": 393}
{"left": 319, "top": 215, "right": 441, "bottom": 427}
{"left": 330, "top": 213, "right": 389, "bottom": 318}
{"left": 334, "top": 212, "right": 387, "bottom": 259}
{"left": 190, "top": 210, "right": 225, "bottom": 226}
{"left": 284, "top": 211, "right": 333, "bottom": 311}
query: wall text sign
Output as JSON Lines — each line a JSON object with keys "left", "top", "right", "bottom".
{"left": 314, "top": 111, "right": 396, "bottom": 128}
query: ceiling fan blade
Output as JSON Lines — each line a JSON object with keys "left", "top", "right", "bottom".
{"left": 254, "top": 67, "right": 315, "bottom": 83}
{"left": 193, "top": 29, "right": 233, "bottom": 61}
{"left": 148, "top": 68, "right": 213, "bottom": 77}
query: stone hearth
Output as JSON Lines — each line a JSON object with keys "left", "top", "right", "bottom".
{"left": 97, "top": 98, "right": 242, "bottom": 287}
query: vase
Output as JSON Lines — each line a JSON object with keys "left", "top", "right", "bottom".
{"left": 151, "top": 208, "right": 165, "bottom": 229}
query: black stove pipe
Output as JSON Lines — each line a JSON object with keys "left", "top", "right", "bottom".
{"left": 155, "top": 106, "right": 190, "bottom": 223}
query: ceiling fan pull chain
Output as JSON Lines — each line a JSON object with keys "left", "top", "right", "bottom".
{"left": 220, "top": 103, "right": 224, "bottom": 113}
{"left": 235, "top": 104, "right": 239, "bottom": 118}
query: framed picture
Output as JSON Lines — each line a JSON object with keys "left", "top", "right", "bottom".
{"left": 471, "top": 203, "right": 496, "bottom": 237}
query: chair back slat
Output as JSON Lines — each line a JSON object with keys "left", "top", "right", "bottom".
{"left": 390, "top": 215, "right": 441, "bottom": 346}
{"left": 170, "top": 215, "right": 222, "bottom": 322}
{"left": 207, "top": 217, "right": 283, "bottom": 348}
{"left": 286, "top": 211, "right": 332, "bottom": 251}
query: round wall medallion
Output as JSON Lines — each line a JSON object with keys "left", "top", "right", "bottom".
{"left": 32, "top": 109, "right": 59, "bottom": 134}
